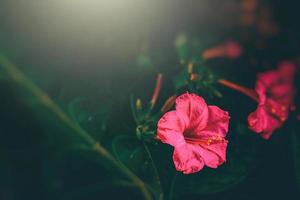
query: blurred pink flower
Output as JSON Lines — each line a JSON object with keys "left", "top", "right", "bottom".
{"left": 248, "top": 61, "right": 296, "bottom": 139}
{"left": 202, "top": 41, "right": 242, "bottom": 60}
{"left": 157, "top": 93, "right": 230, "bottom": 174}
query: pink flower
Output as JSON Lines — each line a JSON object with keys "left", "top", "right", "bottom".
{"left": 248, "top": 61, "right": 296, "bottom": 139}
{"left": 202, "top": 41, "right": 242, "bottom": 60}
{"left": 157, "top": 93, "right": 230, "bottom": 174}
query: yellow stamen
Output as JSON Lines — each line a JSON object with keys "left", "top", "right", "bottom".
{"left": 185, "top": 135, "right": 227, "bottom": 146}
{"left": 281, "top": 106, "right": 286, "bottom": 111}
{"left": 271, "top": 108, "right": 276, "bottom": 114}
{"left": 136, "top": 98, "right": 142, "bottom": 110}
{"left": 188, "top": 62, "right": 194, "bottom": 73}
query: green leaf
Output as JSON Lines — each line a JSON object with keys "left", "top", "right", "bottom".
{"left": 172, "top": 68, "right": 189, "bottom": 91}
{"left": 67, "top": 97, "right": 110, "bottom": 134}
{"left": 112, "top": 135, "right": 163, "bottom": 200}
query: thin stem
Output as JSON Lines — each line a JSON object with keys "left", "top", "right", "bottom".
{"left": 0, "top": 55, "right": 152, "bottom": 200}
{"left": 218, "top": 79, "right": 259, "bottom": 102}
{"left": 160, "top": 95, "right": 177, "bottom": 113}
{"left": 143, "top": 142, "right": 164, "bottom": 200}
{"left": 202, "top": 46, "right": 225, "bottom": 60}
{"left": 150, "top": 73, "right": 163, "bottom": 109}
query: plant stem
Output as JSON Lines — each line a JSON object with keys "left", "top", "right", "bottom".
{"left": 218, "top": 79, "right": 259, "bottom": 102}
{"left": 0, "top": 55, "right": 152, "bottom": 200}
{"left": 150, "top": 73, "right": 163, "bottom": 109}
{"left": 160, "top": 95, "right": 177, "bottom": 113}
{"left": 143, "top": 142, "right": 164, "bottom": 200}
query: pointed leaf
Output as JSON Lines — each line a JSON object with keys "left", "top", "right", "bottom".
{"left": 112, "top": 135, "right": 163, "bottom": 199}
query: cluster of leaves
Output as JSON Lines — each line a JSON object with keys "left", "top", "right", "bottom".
{"left": 172, "top": 34, "right": 223, "bottom": 98}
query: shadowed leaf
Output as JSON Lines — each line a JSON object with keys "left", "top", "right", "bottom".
{"left": 112, "top": 135, "right": 163, "bottom": 200}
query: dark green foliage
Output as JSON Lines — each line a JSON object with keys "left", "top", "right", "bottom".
{"left": 112, "top": 135, "right": 163, "bottom": 200}
{"left": 0, "top": 1, "right": 299, "bottom": 200}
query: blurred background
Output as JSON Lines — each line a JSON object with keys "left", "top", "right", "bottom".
{"left": 0, "top": 0, "right": 299, "bottom": 200}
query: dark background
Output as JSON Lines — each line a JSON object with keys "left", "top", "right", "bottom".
{"left": 0, "top": 1, "right": 300, "bottom": 200}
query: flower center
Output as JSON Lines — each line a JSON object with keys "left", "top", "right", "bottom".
{"left": 184, "top": 135, "right": 227, "bottom": 146}
{"left": 266, "top": 103, "right": 288, "bottom": 122}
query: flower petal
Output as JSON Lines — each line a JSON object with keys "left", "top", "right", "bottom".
{"left": 250, "top": 62, "right": 296, "bottom": 139}
{"left": 173, "top": 143, "right": 204, "bottom": 174}
{"left": 255, "top": 71, "right": 278, "bottom": 104}
{"left": 255, "top": 64, "right": 296, "bottom": 105}
{"left": 269, "top": 83, "right": 294, "bottom": 102}
{"left": 197, "top": 142, "right": 228, "bottom": 168}
{"left": 201, "top": 140, "right": 228, "bottom": 165}
{"left": 266, "top": 98, "right": 289, "bottom": 121}
{"left": 195, "top": 105, "right": 230, "bottom": 138}
{"left": 157, "top": 93, "right": 229, "bottom": 173}
{"left": 157, "top": 111, "right": 186, "bottom": 147}
{"left": 278, "top": 61, "right": 297, "bottom": 79}
{"left": 248, "top": 106, "right": 282, "bottom": 139}
{"left": 175, "top": 93, "right": 209, "bottom": 135}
